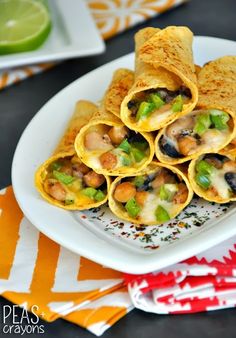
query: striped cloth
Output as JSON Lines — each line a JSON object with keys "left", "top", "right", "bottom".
{"left": 0, "top": 0, "right": 186, "bottom": 90}
{"left": 0, "top": 187, "right": 133, "bottom": 336}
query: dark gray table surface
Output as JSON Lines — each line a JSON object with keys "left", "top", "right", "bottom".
{"left": 0, "top": 0, "right": 236, "bottom": 337}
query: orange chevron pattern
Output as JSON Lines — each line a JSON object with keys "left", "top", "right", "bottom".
{"left": 0, "top": 0, "right": 185, "bottom": 91}
{"left": 0, "top": 187, "right": 133, "bottom": 335}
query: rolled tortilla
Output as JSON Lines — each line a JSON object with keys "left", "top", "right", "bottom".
{"left": 120, "top": 26, "right": 198, "bottom": 132}
{"left": 188, "top": 153, "right": 236, "bottom": 203}
{"left": 109, "top": 161, "right": 193, "bottom": 225}
{"left": 101, "top": 68, "right": 134, "bottom": 118}
{"left": 35, "top": 100, "right": 111, "bottom": 210}
{"left": 155, "top": 56, "right": 236, "bottom": 164}
{"left": 74, "top": 109, "right": 154, "bottom": 176}
{"left": 155, "top": 108, "right": 236, "bottom": 164}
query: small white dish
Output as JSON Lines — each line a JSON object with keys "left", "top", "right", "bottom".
{"left": 0, "top": 0, "right": 105, "bottom": 69}
{"left": 12, "top": 36, "right": 236, "bottom": 274}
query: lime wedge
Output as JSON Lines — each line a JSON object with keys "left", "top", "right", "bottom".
{"left": 0, "top": 0, "right": 51, "bottom": 54}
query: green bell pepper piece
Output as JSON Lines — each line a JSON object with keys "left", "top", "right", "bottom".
{"left": 132, "top": 140, "right": 148, "bottom": 151}
{"left": 209, "top": 109, "right": 229, "bottom": 130}
{"left": 149, "top": 93, "right": 165, "bottom": 109}
{"left": 196, "top": 160, "right": 214, "bottom": 175}
{"left": 53, "top": 170, "right": 75, "bottom": 185}
{"left": 195, "top": 173, "right": 211, "bottom": 189}
{"left": 82, "top": 187, "right": 97, "bottom": 199}
{"left": 159, "top": 184, "right": 178, "bottom": 201}
{"left": 155, "top": 205, "right": 170, "bottom": 222}
{"left": 125, "top": 198, "right": 141, "bottom": 218}
{"left": 171, "top": 95, "right": 183, "bottom": 113}
{"left": 118, "top": 139, "right": 131, "bottom": 153}
{"left": 131, "top": 147, "right": 145, "bottom": 162}
{"left": 136, "top": 101, "right": 156, "bottom": 121}
{"left": 193, "top": 113, "right": 211, "bottom": 136}
{"left": 94, "top": 190, "right": 105, "bottom": 202}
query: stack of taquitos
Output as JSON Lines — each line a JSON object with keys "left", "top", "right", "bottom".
{"left": 35, "top": 26, "right": 236, "bottom": 225}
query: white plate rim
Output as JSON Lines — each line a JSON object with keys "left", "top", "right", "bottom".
{"left": 12, "top": 35, "right": 236, "bottom": 274}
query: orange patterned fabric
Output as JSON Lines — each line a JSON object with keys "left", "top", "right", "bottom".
{"left": 0, "top": 187, "right": 133, "bottom": 336}
{"left": 0, "top": 0, "right": 186, "bottom": 91}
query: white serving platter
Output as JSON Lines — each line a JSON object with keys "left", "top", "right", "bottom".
{"left": 12, "top": 36, "right": 236, "bottom": 274}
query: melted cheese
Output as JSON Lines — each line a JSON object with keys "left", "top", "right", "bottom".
{"left": 139, "top": 192, "right": 179, "bottom": 223}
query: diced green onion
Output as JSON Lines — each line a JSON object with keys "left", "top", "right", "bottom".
{"left": 134, "top": 176, "right": 145, "bottom": 188}
{"left": 125, "top": 198, "right": 141, "bottom": 218}
{"left": 51, "top": 162, "right": 62, "bottom": 171}
{"left": 132, "top": 140, "right": 148, "bottom": 151}
{"left": 118, "top": 139, "right": 131, "bottom": 153}
{"left": 82, "top": 187, "right": 97, "bottom": 199}
{"left": 94, "top": 190, "right": 105, "bottom": 202}
{"left": 131, "top": 148, "right": 145, "bottom": 162}
{"left": 209, "top": 109, "right": 229, "bottom": 130}
{"left": 155, "top": 205, "right": 170, "bottom": 222}
{"left": 193, "top": 113, "right": 211, "bottom": 136}
{"left": 195, "top": 173, "right": 211, "bottom": 189}
{"left": 196, "top": 160, "right": 214, "bottom": 175}
{"left": 149, "top": 93, "right": 165, "bottom": 109}
{"left": 136, "top": 101, "right": 156, "bottom": 121}
{"left": 53, "top": 170, "right": 75, "bottom": 185}
{"left": 171, "top": 95, "right": 183, "bottom": 113}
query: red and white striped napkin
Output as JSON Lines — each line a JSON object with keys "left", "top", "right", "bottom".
{"left": 125, "top": 236, "right": 236, "bottom": 314}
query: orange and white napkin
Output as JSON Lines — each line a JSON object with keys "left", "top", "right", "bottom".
{"left": 0, "top": 0, "right": 187, "bottom": 90}
{"left": 0, "top": 187, "right": 133, "bottom": 336}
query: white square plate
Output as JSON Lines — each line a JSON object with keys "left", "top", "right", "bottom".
{"left": 12, "top": 36, "right": 236, "bottom": 274}
{"left": 0, "top": 0, "right": 105, "bottom": 69}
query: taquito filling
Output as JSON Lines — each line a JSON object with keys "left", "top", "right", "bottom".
{"left": 42, "top": 155, "right": 107, "bottom": 205}
{"left": 127, "top": 86, "right": 191, "bottom": 127}
{"left": 159, "top": 109, "right": 232, "bottom": 159}
{"left": 84, "top": 125, "right": 150, "bottom": 170}
{"left": 194, "top": 154, "right": 236, "bottom": 200}
{"left": 113, "top": 168, "right": 188, "bottom": 223}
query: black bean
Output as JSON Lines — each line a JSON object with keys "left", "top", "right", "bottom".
{"left": 127, "top": 100, "right": 136, "bottom": 109}
{"left": 159, "top": 136, "right": 183, "bottom": 158}
{"left": 225, "top": 172, "right": 236, "bottom": 193}
{"left": 178, "top": 86, "right": 192, "bottom": 98}
{"left": 204, "top": 154, "right": 227, "bottom": 162}
{"left": 127, "top": 130, "right": 144, "bottom": 143}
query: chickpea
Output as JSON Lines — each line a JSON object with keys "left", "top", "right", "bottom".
{"left": 46, "top": 181, "right": 66, "bottom": 202}
{"left": 60, "top": 163, "right": 73, "bottom": 176}
{"left": 152, "top": 170, "right": 175, "bottom": 189}
{"left": 205, "top": 157, "right": 223, "bottom": 169}
{"left": 135, "top": 191, "right": 148, "bottom": 206}
{"left": 83, "top": 171, "right": 105, "bottom": 188}
{"left": 84, "top": 131, "right": 112, "bottom": 150}
{"left": 99, "top": 152, "right": 117, "bottom": 169}
{"left": 108, "top": 126, "right": 128, "bottom": 145}
{"left": 114, "top": 182, "right": 136, "bottom": 203}
{"left": 173, "top": 183, "right": 188, "bottom": 204}
{"left": 178, "top": 136, "right": 198, "bottom": 156}
{"left": 72, "top": 162, "right": 90, "bottom": 177}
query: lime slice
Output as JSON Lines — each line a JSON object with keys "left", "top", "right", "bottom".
{"left": 0, "top": 0, "right": 51, "bottom": 54}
